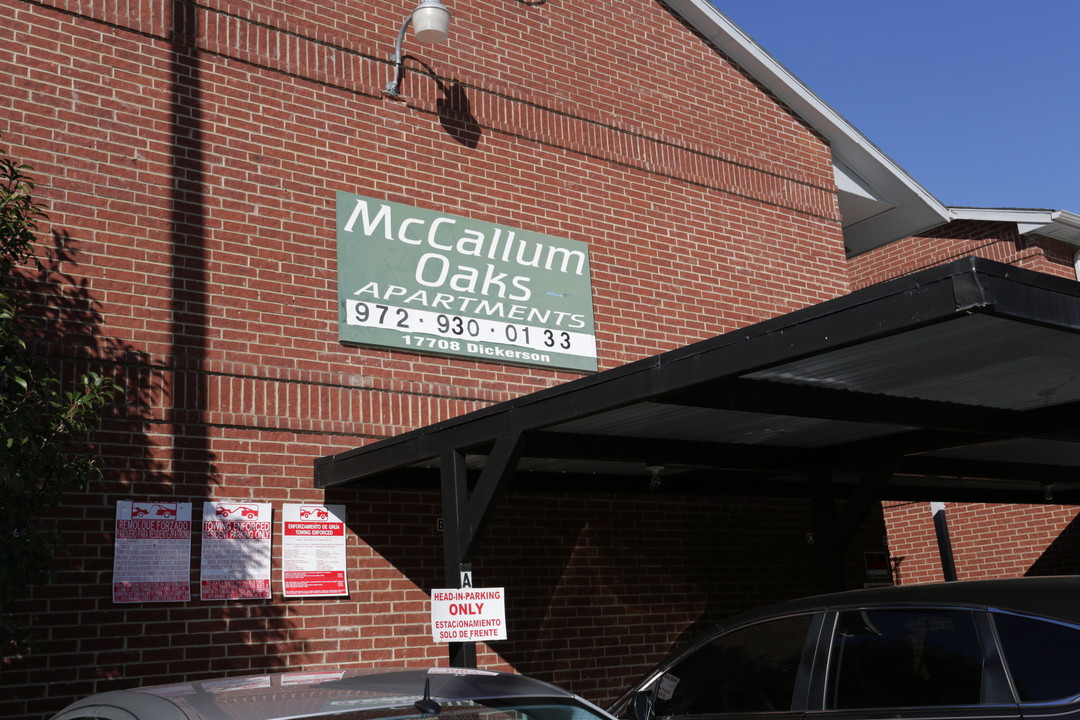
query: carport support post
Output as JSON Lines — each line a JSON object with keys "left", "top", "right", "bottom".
{"left": 810, "top": 459, "right": 896, "bottom": 592}
{"left": 441, "top": 447, "right": 477, "bottom": 668}
{"left": 930, "top": 502, "right": 958, "bottom": 582}
{"left": 810, "top": 468, "right": 845, "bottom": 592}
{"left": 438, "top": 432, "right": 524, "bottom": 669}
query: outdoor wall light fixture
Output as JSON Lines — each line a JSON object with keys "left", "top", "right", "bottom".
{"left": 384, "top": 0, "right": 452, "bottom": 98}
{"left": 647, "top": 464, "right": 664, "bottom": 491}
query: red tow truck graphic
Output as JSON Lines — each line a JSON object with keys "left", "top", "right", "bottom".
{"left": 131, "top": 503, "right": 177, "bottom": 519}
{"left": 215, "top": 505, "right": 258, "bottom": 519}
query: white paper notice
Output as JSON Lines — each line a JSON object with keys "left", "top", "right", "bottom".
{"left": 113, "top": 500, "right": 192, "bottom": 603}
{"left": 200, "top": 502, "right": 273, "bottom": 600}
{"left": 281, "top": 504, "right": 348, "bottom": 597}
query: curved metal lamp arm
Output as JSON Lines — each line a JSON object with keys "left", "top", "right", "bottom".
{"left": 384, "top": 14, "right": 414, "bottom": 97}
{"left": 384, "top": 0, "right": 450, "bottom": 99}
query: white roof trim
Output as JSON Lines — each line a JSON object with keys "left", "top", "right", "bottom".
{"left": 950, "top": 207, "right": 1080, "bottom": 246}
{"left": 664, "top": 0, "right": 950, "bottom": 255}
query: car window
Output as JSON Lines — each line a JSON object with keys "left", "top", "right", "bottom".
{"left": 652, "top": 614, "right": 812, "bottom": 716}
{"left": 993, "top": 612, "right": 1080, "bottom": 703}
{"left": 827, "top": 608, "right": 983, "bottom": 709}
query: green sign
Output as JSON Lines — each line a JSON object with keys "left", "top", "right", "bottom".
{"left": 337, "top": 192, "right": 597, "bottom": 372}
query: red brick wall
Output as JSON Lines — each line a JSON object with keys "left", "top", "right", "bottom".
{"left": 848, "top": 219, "right": 1078, "bottom": 289}
{"left": 3, "top": 485, "right": 891, "bottom": 717}
{"left": 883, "top": 501, "right": 1080, "bottom": 586}
{"left": 0, "top": 0, "right": 866, "bottom": 716}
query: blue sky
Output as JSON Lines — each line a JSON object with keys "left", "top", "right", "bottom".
{"left": 714, "top": 1, "right": 1080, "bottom": 212}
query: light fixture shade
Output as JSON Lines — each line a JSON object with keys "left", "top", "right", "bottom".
{"left": 411, "top": 1, "right": 451, "bottom": 44}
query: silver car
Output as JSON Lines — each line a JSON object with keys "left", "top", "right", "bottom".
{"left": 51, "top": 667, "right": 617, "bottom": 720}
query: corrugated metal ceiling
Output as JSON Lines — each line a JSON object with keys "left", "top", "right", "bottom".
{"left": 316, "top": 258, "right": 1080, "bottom": 505}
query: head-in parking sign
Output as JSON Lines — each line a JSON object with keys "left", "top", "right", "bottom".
{"left": 430, "top": 588, "right": 507, "bottom": 643}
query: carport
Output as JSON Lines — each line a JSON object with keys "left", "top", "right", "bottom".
{"left": 315, "top": 257, "right": 1080, "bottom": 666}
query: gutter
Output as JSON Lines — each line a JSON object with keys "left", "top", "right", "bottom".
{"left": 949, "top": 207, "right": 1080, "bottom": 246}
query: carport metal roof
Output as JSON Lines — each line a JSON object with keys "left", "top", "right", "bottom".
{"left": 315, "top": 257, "right": 1080, "bottom": 664}
{"left": 317, "top": 257, "right": 1080, "bottom": 503}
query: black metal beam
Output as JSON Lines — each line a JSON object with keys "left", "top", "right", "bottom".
{"left": 834, "top": 458, "right": 897, "bottom": 553}
{"left": 461, "top": 432, "right": 525, "bottom": 563}
{"left": 440, "top": 448, "right": 476, "bottom": 669}
{"left": 438, "top": 432, "right": 525, "bottom": 669}
{"left": 658, "top": 379, "right": 1024, "bottom": 435}
{"left": 897, "top": 455, "right": 1080, "bottom": 484}
{"left": 663, "top": 378, "right": 1080, "bottom": 444}
{"left": 810, "top": 468, "right": 844, "bottom": 592}
{"left": 521, "top": 431, "right": 812, "bottom": 472}
{"left": 329, "top": 449, "right": 1080, "bottom": 501}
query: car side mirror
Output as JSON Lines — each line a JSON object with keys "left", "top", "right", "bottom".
{"left": 630, "top": 690, "right": 654, "bottom": 720}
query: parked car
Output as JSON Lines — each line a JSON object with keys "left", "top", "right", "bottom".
{"left": 51, "top": 667, "right": 617, "bottom": 720}
{"left": 609, "top": 576, "right": 1080, "bottom": 720}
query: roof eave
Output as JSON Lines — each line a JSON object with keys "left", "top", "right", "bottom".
{"left": 950, "top": 207, "right": 1080, "bottom": 247}
{"left": 663, "top": 0, "right": 949, "bottom": 254}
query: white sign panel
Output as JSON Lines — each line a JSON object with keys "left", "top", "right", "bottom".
{"left": 281, "top": 504, "right": 348, "bottom": 597}
{"left": 430, "top": 588, "right": 507, "bottom": 643}
{"left": 200, "top": 502, "right": 273, "bottom": 600}
{"left": 112, "top": 500, "right": 192, "bottom": 603}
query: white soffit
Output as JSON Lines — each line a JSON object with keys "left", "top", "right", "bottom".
{"left": 664, "top": 0, "right": 950, "bottom": 255}
{"left": 950, "top": 207, "right": 1080, "bottom": 246}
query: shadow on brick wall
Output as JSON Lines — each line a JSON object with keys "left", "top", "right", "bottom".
{"left": 339, "top": 486, "right": 872, "bottom": 703}
{"left": 1027, "top": 514, "right": 1080, "bottom": 576}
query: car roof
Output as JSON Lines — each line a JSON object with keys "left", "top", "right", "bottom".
{"left": 721, "top": 576, "right": 1080, "bottom": 631}
{"left": 52, "top": 668, "right": 582, "bottom": 720}
{"left": 609, "top": 576, "right": 1080, "bottom": 715}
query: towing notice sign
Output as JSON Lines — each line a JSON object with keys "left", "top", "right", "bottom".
{"left": 281, "top": 504, "right": 348, "bottom": 597}
{"left": 112, "top": 500, "right": 192, "bottom": 603}
{"left": 430, "top": 588, "right": 507, "bottom": 643}
{"left": 200, "top": 501, "right": 273, "bottom": 600}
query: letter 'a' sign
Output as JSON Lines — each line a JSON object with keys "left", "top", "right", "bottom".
{"left": 337, "top": 192, "right": 598, "bottom": 372}
{"left": 430, "top": 588, "right": 507, "bottom": 643}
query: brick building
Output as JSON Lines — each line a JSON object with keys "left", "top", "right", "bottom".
{"left": 853, "top": 207, "right": 1080, "bottom": 587}
{"left": 2, "top": 0, "right": 1080, "bottom": 718}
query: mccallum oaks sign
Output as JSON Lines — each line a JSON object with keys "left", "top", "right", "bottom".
{"left": 336, "top": 192, "right": 597, "bottom": 372}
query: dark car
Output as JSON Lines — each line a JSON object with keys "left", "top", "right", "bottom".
{"left": 51, "top": 667, "right": 618, "bottom": 720}
{"left": 609, "top": 576, "right": 1080, "bottom": 720}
